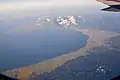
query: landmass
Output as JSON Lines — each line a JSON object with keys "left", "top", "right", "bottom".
{"left": 3, "top": 28, "right": 119, "bottom": 80}
{"left": 38, "top": 36, "right": 120, "bottom": 80}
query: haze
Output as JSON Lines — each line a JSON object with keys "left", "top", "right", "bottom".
{"left": 0, "top": 0, "right": 105, "bottom": 11}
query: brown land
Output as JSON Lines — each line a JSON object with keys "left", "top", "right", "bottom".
{"left": 3, "top": 28, "right": 119, "bottom": 80}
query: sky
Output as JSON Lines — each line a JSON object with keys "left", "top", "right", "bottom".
{"left": 0, "top": 0, "right": 107, "bottom": 20}
{"left": 0, "top": 0, "right": 106, "bottom": 11}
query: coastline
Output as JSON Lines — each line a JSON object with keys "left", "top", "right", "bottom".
{"left": 3, "top": 28, "right": 119, "bottom": 80}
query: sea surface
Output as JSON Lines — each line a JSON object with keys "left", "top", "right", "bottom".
{"left": 0, "top": 19, "right": 88, "bottom": 72}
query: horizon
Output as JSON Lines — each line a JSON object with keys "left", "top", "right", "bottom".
{"left": 0, "top": 0, "right": 106, "bottom": 11}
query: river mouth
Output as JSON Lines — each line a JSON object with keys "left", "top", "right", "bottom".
{"left": 0, "top": 24, "right": 88, "bottom": 72}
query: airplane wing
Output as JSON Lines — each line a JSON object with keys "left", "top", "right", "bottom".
{"left": 97, "top": 0, "right": 120, "bottom": 12}
{"left": 0, "top": 73, "right": 17, "bottom": 80}
{"left": 110, "top": 75, "right": 120, "bottom": 80}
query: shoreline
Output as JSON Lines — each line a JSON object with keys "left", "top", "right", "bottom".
{"left": 3, "top": 28, "right": 119, "bottom": 80}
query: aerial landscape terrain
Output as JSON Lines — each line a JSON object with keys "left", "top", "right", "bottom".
{"left": 0, "top": 0, "right": 120, "bottom": 80}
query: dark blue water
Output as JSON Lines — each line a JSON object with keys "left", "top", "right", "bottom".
{"left": 0, "top": 21, "right": 88, "bottom": 72}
